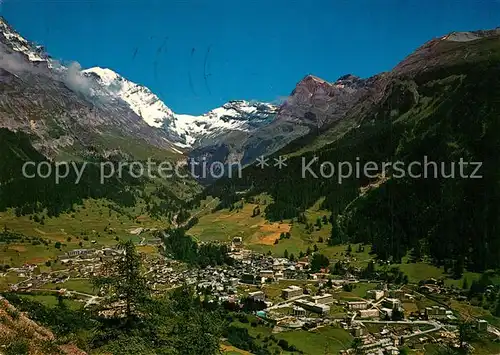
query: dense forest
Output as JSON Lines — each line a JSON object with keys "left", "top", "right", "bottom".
{"left": 0, "top": 129, "right": 190, "bottom": 220}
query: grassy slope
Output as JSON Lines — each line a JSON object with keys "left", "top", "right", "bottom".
{"left": 189, "top": 196, "right": 367, "bottom": 264}
{"left": 39, "top": 279, "right": 96, "bottom": 295}
{"left": 0, "top": 127, "right": 201, "bottom": 267}
{"left": 18, "top": 294, "right": 82, "bottom": 310}
{"left": 190, "top": 196, "right": 500, "bottom": 339}
{"left": 231, "top": 316, "right": 353, "bottom": 355}
{"left": 0, "top": 198, "right": 167, "bottom": 267}
{"left": 0, "top": 296, "right": 86, "bottom": 354}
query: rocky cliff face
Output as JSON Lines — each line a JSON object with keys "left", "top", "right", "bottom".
{"left": 277, "top": 74, "right": 374, "bottom": 128}
{"left": 187, "top": 74, "right": 380, "bottom": 180}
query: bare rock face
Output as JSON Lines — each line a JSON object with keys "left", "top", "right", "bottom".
{"left": 188, "top": 74, "right": 380, "bottom": 179}
{"left": 276, "top": 74, "right": 374, "bottom": 129}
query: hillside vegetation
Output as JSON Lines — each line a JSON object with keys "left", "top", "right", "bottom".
{"left": 0, "top": 128, "right": 201, "bottom": 266}
{"left": 199, "top": 35, "right": 500, "bottom": 275}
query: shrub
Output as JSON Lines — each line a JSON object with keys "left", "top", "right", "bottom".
{"left": 5, "top": 339, "right": 29, "bottom": 355}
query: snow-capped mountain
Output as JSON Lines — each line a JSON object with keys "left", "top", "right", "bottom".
{"left": 83, "top": 67, "right": 278, "bottom": 148}
{"left": 0, "top": 17, "right": 49, "bottom": 63}
{"left": 173, "top": 100, "right": 278, "bottom": 147}
{"left": 0, "top": 14, "right": 374, "bottom": 176}
{"left": 0, "top": 14, "right": 371, "bottom": 172}
{"left": 0, "top": 17, "right": 182, "bottom": 160}
{"left": 82, "top": 67, "right": 176, "bottom": 129}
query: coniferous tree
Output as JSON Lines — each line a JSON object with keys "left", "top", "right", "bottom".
{"left": 92, "top": 240, "right": 150, "bottom": 322}
{"left": 329, "top": 216, "right": 343, "bottom": 246}
{"left": 315, "top": 217, "right": 322, "bottom": 229}
{"left": 351, "top": 337, "right": 363, "bottom": 355}
{"left": 310, "top": 253, "right": 329, "bottom": 272}
{"left": 494, "top": 297, "right": 500, "bottom": 317}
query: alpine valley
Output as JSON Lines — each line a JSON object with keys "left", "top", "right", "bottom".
{"left": 2, "top": 13, "right": 500, "bottom": 355}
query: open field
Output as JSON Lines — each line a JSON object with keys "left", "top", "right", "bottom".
{"left": 231, "top": 315, "right": 353, "bottom": 354}
{"left": 0, "top": 198, "right": 169, "bottom": 267}
{"left": 278, "top": 326, "right": 353, "bottom": 354}
{"left": 17, "top": 294, "right": 83, "bottom": 310}
{"left": 220, "top": 344, "right": 252, "bottom": 355}
{"left": 449, "top": 299, "right": 500, "bottom": 328}
{"left": 391, "top": 257, "right": 482, "bottom": 287}
{"left": 188, "top": 197, "right": 372, "bottom": 265}
{"left": 0, "top": 273, "right": 25, "bottom": 291}
{"left": 335, "top": 282, "right": 379, "bottom": 300}
{"left": 188, "top": 202, "right": 280, "bottom": 243}
{"left": 40, "top": 278, "right": 96, "bottom": 295}
{"left": 0, "top": 198, "right": 169, "bottom": 238}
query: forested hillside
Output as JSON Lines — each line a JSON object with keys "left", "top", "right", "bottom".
{"left": 0, "top": 128, "right": 199, "bottom": 226}
{"left": 200, "top": 34, "right": 500, "bottom": 274}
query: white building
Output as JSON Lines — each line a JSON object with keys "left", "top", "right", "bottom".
{"left": 367, "top": 289, "right": 385, "bottom": 301}
{"left": 382, "top": 298, "right": 401, "bottom": 309}
{"left": 359, "top": 309, "right": 380, "bottom": 318}
{"left": 347, "top": 301, "right": 368, "bottom": 310}
{"left": 293, "top": 306, "right": 306, "bottom": 316}
{"left": 282, "top": 285, "right": 303, "bottom": 299}
{"left": 295, "top": 299, "right": 330, "bottom": 315}
{"left": 311, "top": 293, "right": 334, "bottom": 305}
{"left": 260, "top": 270, "right": 274, "bottom": 279}
{"left": 249, "top": 291, "right": 265, "bottom": 302}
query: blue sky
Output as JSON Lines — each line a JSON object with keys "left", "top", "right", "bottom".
{"left": 1, "top": 0, "right": 499, "bottom": 115}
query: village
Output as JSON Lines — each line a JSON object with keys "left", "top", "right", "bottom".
{"left": 1, "top": 236, "right": 498, "bottom": 355}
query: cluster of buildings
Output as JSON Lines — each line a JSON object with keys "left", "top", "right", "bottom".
{"left": 238, "top": 255, "right": 310, "bottom": 284}
{"left": 4, "top": 239, "right": 497, "bottom": 355}
{"left": 424, "top": 305, "right": 457, "bottom": 321}
{"left": 7, "top": 246, "right": 129, "bottom": 293}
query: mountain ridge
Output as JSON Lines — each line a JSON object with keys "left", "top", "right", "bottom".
{"left": 83, "top": 66, "right": 279, "bottom": 148}
{"left": 0, "top": 15, "right": 375, "bottom": 170}
{"left": 200, "top": 25, "right": 500, "bottom": 274}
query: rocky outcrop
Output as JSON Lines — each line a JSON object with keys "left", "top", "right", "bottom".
{"left": 0, "top": 296, "right": 87, "bottom": 355}
{"left": 276, "top": 73, "right": 375, "bottom": 128}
